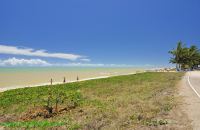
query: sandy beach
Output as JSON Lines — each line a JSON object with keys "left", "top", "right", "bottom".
{"left": 0, "top": 67, "right": 143, "bottom": 92}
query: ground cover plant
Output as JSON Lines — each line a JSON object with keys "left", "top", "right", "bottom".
{"left": 0, "top": 72, "right": 189, "bottom": 129}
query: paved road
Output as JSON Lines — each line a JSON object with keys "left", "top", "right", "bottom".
{"left": 180, "top": 71, "right": 200, "bottom": 130}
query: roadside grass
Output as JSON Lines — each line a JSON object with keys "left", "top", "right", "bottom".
{"left": 0, "top": 72, "right": 184, "bottom": 129}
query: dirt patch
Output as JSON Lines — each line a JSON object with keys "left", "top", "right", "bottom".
{"left": 0, "top": 115, "right": 18, "bottom": 122}
{"left": 20, "top": 105, "right": 77, "bottom": 121}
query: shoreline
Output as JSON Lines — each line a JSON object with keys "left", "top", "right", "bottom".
{"left": 0, "top": 72, "right": 138, "bottom": 92}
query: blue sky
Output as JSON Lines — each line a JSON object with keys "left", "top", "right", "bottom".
{"left": 0, "top": 0, "right": 200, "bottom": 67}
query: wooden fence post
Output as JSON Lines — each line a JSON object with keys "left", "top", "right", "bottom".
{"left": 50, "top": 78, "right": 53, "bottom": 85}
{"left": 63, "top": 77, "right": 66, "bottom": 83}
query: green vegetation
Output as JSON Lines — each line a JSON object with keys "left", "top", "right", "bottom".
{"left": 169, "top": 41, "right": 200, "bottom": 70}
{"left": 0, "top": 72, "right": 184, "bottom": 129}
{"left": 0, "top": 120, "right": 65, "bottom": 128}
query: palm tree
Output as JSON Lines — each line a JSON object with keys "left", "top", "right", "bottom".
{"left": 169, "top": 42, "right": 200, "bottom": 71}
{"left": 169, "top": 41, "right": 186, "bottom": 71}
{"left": 185, "top": 45, "right": 200, "bottom": 70}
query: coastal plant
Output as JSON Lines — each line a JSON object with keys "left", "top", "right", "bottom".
{"left": 45, "top": 87, "right": 64, "bottom": 114}
{"left": 43, "top": 86, "right": 83, "bottom": 115}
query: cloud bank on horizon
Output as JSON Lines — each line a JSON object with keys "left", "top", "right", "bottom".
{"left": 0, "top": 57, "right": 51, "bottom": 66}
{"left": 0, "top": 44, "right": 94, "bottom": 66}
{"left": 0, "top": 44, "right": 155, "bottom": 67}
{"left": 0, "top": 44, "right": 139, "bottom": 67}
{"left": 0, "top": 44, "right": 86, "bottom": 61}
{"left": 0, "top": 57, "right": 139, "bottom": 67}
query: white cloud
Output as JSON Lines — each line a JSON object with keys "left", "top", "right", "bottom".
{"left": 0, "top": 57, "right": 137, "bottom": 67}
{"left": 52, "top": 63, "right": 136, "bottom": 67}
{"left": 0, "top": 57, "right": 51, "bottom": 66}
{"left": 0, "top": 44, "right": 85, "bottom": 61}
{"left": 53, "top": 63, "right": 105, "bottom": 67}
{"left": 80, "top": 58, "right": 91, "bottom": 62}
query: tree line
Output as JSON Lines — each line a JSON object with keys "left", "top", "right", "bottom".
{"left": 169, "top": 41, "right": 200, "bottom": 71}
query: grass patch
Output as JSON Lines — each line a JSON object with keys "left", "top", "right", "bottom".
{"left": 0, "top": 120, "right": 65, "bottom": 128}
{"left": 0, "top": 72, "right": 184, "bottom": 129}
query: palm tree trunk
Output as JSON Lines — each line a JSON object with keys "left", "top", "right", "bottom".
{"left": 176, "top": 64, "right": 179, "bottom": 71}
